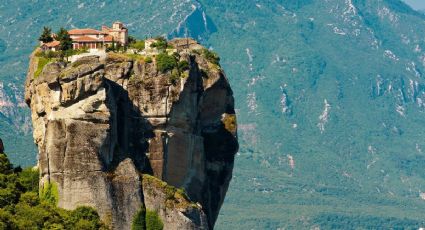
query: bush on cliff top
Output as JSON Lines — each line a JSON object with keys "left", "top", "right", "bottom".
{"left": 156, "top": 53, "right": 177, "bottom": 73}
{"left": 0, "top": 152, "right": 107, "bottom": 229}
{"left": 201, "top": 48, "right": 220, "bottom": 66}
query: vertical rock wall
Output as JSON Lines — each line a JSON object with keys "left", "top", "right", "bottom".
{"left": 25, "top": 41, "right": 238, "bottom": 229}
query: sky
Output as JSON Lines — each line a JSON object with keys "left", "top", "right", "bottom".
{"left": 403, "top": 0, "right": 425, "bottom": 10}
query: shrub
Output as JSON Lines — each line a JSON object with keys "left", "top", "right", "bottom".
{"left": 156, "top": 53, "right": 177, "bottom": 73}
{"left": 178, "top": 60, "right": 189, "bottom": 72}
{"left": 145, "top": 56, "right": 153, "bottom": 63}
{"left": 124, "top": 53, "right": 145, "bottom": 61}
{"left": 202, "top": 48, "right": 220, "bottom": 65}
{"left": 128, "top": 36, "right": 137, "bottom": 45}
{"left": 18, "top": 168, "right": 38, "bottom": 192}
{"left": 131, "top": 40, "right": 145, "bottom": 52}
{"left": 40, "top": 181, "right": 59, "bottom": 205}
{"left": 0, "top": 209, "right": 16, "bottom": 229}
{"left": 0, "top": 153, "right": 107, "bottom": 229}
{"left": 0, "top": 153, "right": 13, "bottom": 174}
{"left": 19, "top": 192, "right": 39, "bottom": 206}
{"left": 131, "top": 206, "right": 146, "bottom": 230}
{"left": 146, "top": 210, "right": 163, "bottom": 230}
{"left": 150, "top": 37, "right": 168, "bottom": 50}
{"left": 69, "top": 206, "right": 103, "bottom": 229}
{"left": 0, "top": 188, "right": 18, "bottom": 207}
{"left": 170, "top": 68, "right": 180, "bottom": 84}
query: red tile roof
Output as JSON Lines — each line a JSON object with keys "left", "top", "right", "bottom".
{"left": 43, "top": 40, "right": 60, "bottom": 47}
{"left": 72, "top": 36, "right": 101, "bottom": 42}
{"left": 71, "top": 35, "right": 115, "bottom": 43}
{"left": 103, "top": 35, "right": 114, "bottom": 42}
{"left": 68, "top": 28, "right": 106, "bottom": 35}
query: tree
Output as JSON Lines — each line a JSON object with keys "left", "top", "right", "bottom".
{"left": 0, "top": 153, "right": 13, "bottom": 174}
{"left": 150, "top": 37, "right": 168, "bottom": 50}
{"left": 56, "top": 28, "right": 73, "bottom": 51}
{"left": 39, "top": 27, "right": 54, "bottom": 43}
{"left": 128, "top": 36, "right": 137, "bottom": 45}
{"left": 130, "top": 40, "right": 145, "bottom": 52}
{"left": 69, "top": 207, "right": 103, "bottom": 229}
{"left": 156, "top": 53, "right": 177, "bottom": 73}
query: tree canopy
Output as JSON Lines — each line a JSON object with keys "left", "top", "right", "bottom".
{"left": 56, "top": 27, "right": 73, "bottom": 51}
{"left": 0, "top": 151, "right": 107, "bottom": 229}
{"left": 38, "top": 27, "right": 53, "bottom": 43}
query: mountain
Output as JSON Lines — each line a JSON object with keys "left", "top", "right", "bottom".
{"left": 2, "top": 0, "right": 425, "bottom": 228}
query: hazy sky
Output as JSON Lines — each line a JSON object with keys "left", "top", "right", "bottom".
{"left": 403, "top": 0, "right": 425, "bottom": 10}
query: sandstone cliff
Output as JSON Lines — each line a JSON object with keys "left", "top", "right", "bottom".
{"left": 24, "top": 39, "right": 238, "bottom": 229}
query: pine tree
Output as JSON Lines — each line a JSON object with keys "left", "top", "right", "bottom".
{"left": 38, "top": 27, "right": 53, "bottom": 43}
{"left": 56, "top": 28, "right": 73, "bottom": 51}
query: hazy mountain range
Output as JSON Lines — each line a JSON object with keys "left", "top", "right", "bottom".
{"left": 1, "top": 0, "right": 425, "bottom": 228}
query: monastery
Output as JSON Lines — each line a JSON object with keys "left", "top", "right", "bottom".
{"left": 41, "top": 22, "right": 128, "bottom": 51}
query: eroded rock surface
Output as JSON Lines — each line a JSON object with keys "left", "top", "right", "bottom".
{"left": 25, "top": 40, "right": 238, "bottom": 229}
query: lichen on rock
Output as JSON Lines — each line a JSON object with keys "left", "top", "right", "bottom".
{"left": 25, "top": 38, "right": 238, "bottom": 230}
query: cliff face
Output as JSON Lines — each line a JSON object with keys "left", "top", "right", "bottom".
{"left": 24, "top": 40, "right": 238, "bottom": 229}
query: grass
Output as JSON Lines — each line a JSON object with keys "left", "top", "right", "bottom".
{"left": 34, "top": 57, "right": 51, "bottom": 78}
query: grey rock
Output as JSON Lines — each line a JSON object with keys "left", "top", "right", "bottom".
{"left": 25, "top": 44, "right": 238, "bottom": 229}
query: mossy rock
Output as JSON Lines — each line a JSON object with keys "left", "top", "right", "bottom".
{"left": 107, "top": 53, "right": 132, "bottom": 62}
{"left": 142, "top": 174, "right": 197, "bottom": 210}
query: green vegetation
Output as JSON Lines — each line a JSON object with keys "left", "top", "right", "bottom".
{"left": 130, "top": 40, "right": 146, "bottom": 52}
{"left": 145, "top": 56, "right": 153, "bottom": 63}
{"left": 177, "top": 60, "right": 189, "bottom": 72}
{"left": 40, "top": 181, "right": 59, "bottom": 205}
{"left": 34, "top": 57, "right": 51, "bottom": 78}
{"left": 145, "top": 210, "right": 163, "bottom": 230}
{"left": 142, "top": 175, "right": 195, "bottom": 210}
{"left": 5, "top": 1, "right": 425, "bottom": 229}
{"left": 64, "top": 47, "right": 89, "bottom": 57}
{"left": 56, "top": 27, "right": 72, "bottom": 52}
{"left": 131, "top": 206, "right": 163, "bottom": 230}
{"left": 313, "top": 213, "right": 423, "bottom": 229}
{"left": 38, "top": 27, "right": 53, "bottom": 43}
{"left": 150, "top": 37, "right": 168, "bottom": 50}
{"left": 156, "top": 53, "right": 177, "bottom": 73}
{"left": 155, "top": 53, "right": 190, "bottom": 84}
{"left": 125, "top": 53, "right": 145, "bottom": 61}
{"left": 170, "top": 68, "right": 180, "bottom": 83}
{"left": 128, "top": 35, "right": 137, "bottom": 45}
{"left": 131, "top": 206, "right": 146, "bottom": 230}
{"left": 0, "top": 152, "right": 107, "bottom": 229}
{"left": 201, "top": 48, "right": 220, "bottom": 66}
